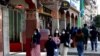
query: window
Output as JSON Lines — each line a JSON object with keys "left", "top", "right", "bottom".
{"left": 39, "top": 14, "right": 52, "bottom": 35}
{"left": 9, "top": 9, "right": 24, "bottom": 42}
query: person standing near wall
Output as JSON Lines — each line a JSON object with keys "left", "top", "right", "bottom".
{"left": 31, "top": 29, "right": 41, "bottom": 56}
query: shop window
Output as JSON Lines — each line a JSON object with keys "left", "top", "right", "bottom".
{"left": 9, "top": 9, "right": 22, "bottom": 42}
{"left": 39, "top": 15, "right": 52, "bottom": 35}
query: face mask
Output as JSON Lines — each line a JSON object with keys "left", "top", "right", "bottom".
{"left": 34, "top": 32, "right": 37, "bottom": 35}
{"left": 62, "top": 31, "right": 65, "bottom": 34}
{"left": 56, "top": 30, "right": 59, "bottom": 33}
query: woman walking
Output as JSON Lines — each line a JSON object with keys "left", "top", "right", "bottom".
{"left": 75, "top": 29, "right": 84, "bottom": 56}
{"left": 53, "top": 29, "right": 60, "bottom": 56}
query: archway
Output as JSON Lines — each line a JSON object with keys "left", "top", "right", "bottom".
{"left": 66, "top": 11, "right": 70, "bottom": 24}
{"left": 75, "top": 16, "right": 78, "bottom": 27}
{"left": 71, "top": 13, "right": 75, "bottom": 27}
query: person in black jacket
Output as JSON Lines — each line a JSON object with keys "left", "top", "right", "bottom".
{"left": 31, "top": 29, "right": 41, "bottom": 56}
{"left": 60, "top": 29, "right": 66, "bottom": 55}
{"left": 45, "top": 36, "right": 56, "bottom": 56}
{"left": 90, "top": 26, "right": 98, "bottom": 51}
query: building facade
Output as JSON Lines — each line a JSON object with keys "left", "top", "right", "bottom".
{"left": 1, "top": 0, "right": 98, "bottom": 56}
{"left": 84, "top": 0, "right": 97, "bottom": 26}
{"left": 39, "top": 0, "right": 80, "bottom": 34}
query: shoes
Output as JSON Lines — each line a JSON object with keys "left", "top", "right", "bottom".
{"left": 91, "top": 49, "right": 94, "bottom": 51}
{"left": 91, "top": 49, "right": 97, "bottom": 52}
{"left": 95, "top": 49, "right": 97, "bottom": 52}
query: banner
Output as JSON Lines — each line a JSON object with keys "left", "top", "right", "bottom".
{"left": 80, "top": 0, "right": 85, "bottom": 17}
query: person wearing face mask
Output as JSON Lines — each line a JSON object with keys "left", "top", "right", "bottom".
{"left": 61, "top": 23, "right": 71, "bottom": 56}
{"left": 31, "top": 29, "right": 41, "bottom": 56}
{"left": 59, "top": 29, "right": 66, "bottom": 55}
{"left": 45, "top": 35, "right": 56, "bottom": 56}
{"left": 53, "top": 29, "right": 60, "bottom": 56}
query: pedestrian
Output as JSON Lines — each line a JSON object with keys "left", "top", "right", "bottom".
{"left": 82, "top": 24, "right": 89, "bottom": 50}
{"left": 60, "top": 23, "right": 71, "bottom": 56}
{"left": 75, "top": 28, "right": 84, "bottom": 56}
{"left": 59, "top": 29, "right": 66, "bottom": 55}
{"left": 70, "top": 26, "right": 77, "bottom": 48}
{"left": 45, "top": 36, "right": 56, "bottom": 56}
{"left": 90, "top": 26, "right": 98, "bottom": 51}
{"left": 31, "top": 29, "right": 41, "bottom": 56}
{"left": 53, "top": 29, "right": 60, "bottom": 56}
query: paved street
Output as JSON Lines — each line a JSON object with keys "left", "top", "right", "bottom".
{"left": 68, "top": 41, "right": 100, "bottom": 56}
{"left": 10, "top": 41, "right": 100, "bottom": 56}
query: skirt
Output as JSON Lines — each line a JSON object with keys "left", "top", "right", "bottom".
{"left": 31, "top": 44, "right": 40, "bottom": 56}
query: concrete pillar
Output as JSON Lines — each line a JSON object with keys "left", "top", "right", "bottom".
{"left": 52, "top": 19, "right": 58, "bottom": 35}
{"left": 26, "top": 10, "right": 37, "bottom": 56}
{"left": 64, "top": 10, "right": 67, "bottom": 29}
{"left": 70, "top": 17, "right": 72, "bottom": 28}
{"left": 2, "top": 6, "right": 10, "bottom": 56}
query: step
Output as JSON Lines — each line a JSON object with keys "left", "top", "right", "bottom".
{"left": 68, "top": 51, "right": 100, "bottom": 56}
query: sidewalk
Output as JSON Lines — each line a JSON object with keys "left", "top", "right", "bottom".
{"left": 68, "top": 41, "right": 100, "bottom": 56}
{"left": 10, "top": 41, "right": 100, "bottom": 56}
{"left": 10, "top": 52, "right": 75, "bottom": 56}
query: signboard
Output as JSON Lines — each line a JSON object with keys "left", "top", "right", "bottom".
{"left": 60, "top": 1, "right": 70, "bottom": 10}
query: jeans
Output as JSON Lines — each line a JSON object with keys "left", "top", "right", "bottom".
{"left": 54, "top": 48, "right": 59, "bottom": 56}
{"left": 91, "top": 40, "right": 97, "bottom": 51}
{"left": 77, "top": 42, "right": 84, "bottom": 56}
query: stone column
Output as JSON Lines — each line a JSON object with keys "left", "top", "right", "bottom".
{"left": 25, "top": 9, "right": 37, "bottom": 56}
{"left": 2, "top": 6, "right": 10, "bottom": 56}
{"left": 64, "top": 10, "right": 67, "bottom": 29}
{"left": 70, "top": 17, "right": 72, "bottom": 28}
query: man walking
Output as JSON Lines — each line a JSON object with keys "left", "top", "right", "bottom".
{"left": 82, "top": 24, "right": 89, "bottom": 50}
{"left": 90, "top": 26, "right": 98, "bottom": 51}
